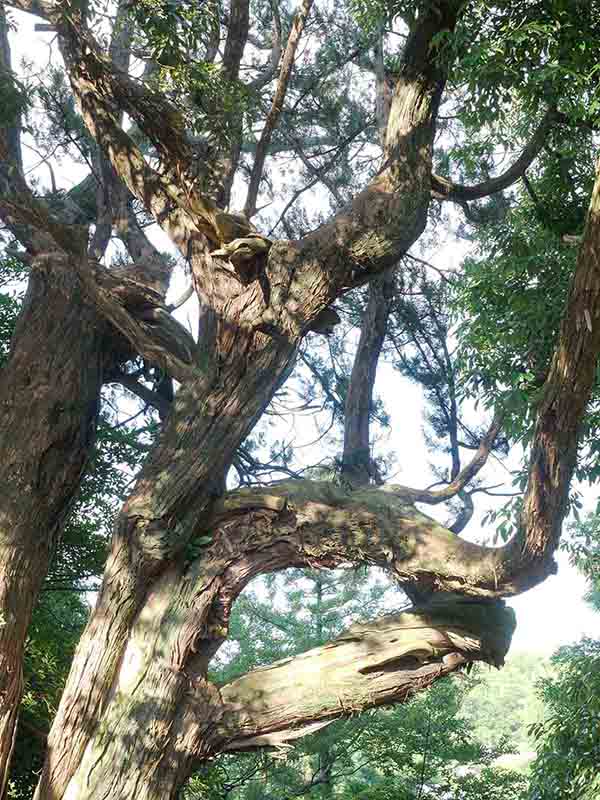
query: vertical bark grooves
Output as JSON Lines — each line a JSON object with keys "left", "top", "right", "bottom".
{"left": 0, "top": 271, "right": 105, "bottom": 792}
{"left": 36, "top": 324, "right": 298, "bottom": 799}
{"left": 514, "top": 158, "right": 600, "bottom": 574}
{"left": 342, "top": 272, "right": 394, "bottom": 485}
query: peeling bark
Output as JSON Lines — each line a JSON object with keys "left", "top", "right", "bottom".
{"left": 0, "top": 269, "right": 104, "bottom": 792}
{"left": 513, "top": 156, "right": 600, "bottom": 572}
{"left": 217, "top": 600, "right": 515, "bottom": 752}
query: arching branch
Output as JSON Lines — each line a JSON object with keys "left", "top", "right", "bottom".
{"left": 431, "top": 107, "right": 557, "bottom": 203}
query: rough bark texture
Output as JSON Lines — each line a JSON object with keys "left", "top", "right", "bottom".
{"left": 2, "top": 0, "right": 598, "bottom": 797}
{"left": 0, "top": 2, "right": 176, "bottom": 785}
{"left": 512, "top": 157, "right": 600, "bottom": 574}
{"left": 217, "top": 600, "right": 515, "bottom": 752}
{"left": 0, "top": 270, "right": 104, "bottom": 794}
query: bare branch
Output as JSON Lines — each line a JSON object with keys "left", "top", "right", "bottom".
{"left": 431, "top": 107, "right": 557, "bottom": 203}
{"left": 449, "top": 491, "right": 474, "bottom": 534}
{"left": 167, "top": 283, "right": 195, "bottom": 312}
{"left": 388, "top": 415, "right": 503, "bottom": 505}
{"left": 249, "top": 0, "right": 282, "bottom": 91}
{"left": 243, "top": 0, "right": 314, "bottom": 218}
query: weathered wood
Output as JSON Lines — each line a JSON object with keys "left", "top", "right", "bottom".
{"left": 217, "top": 600, "right": 515, "bottom": 751}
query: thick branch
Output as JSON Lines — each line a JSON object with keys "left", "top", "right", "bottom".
{"left": 262, "top": 0, "right": 464, "bottom": 340}
{"left": 431, "top": 107, "right": 557, "bottom": 203}
{"left": 222, "top": 0, "right": 250, "bottom": 82}
{"left": 212, "top": 0, "right": 250, "bottom": 208}
{"left": 243, "top": 0, "right": 314, "bottom": 219}
{"left": 342, "top": 272, "right": 394, "bottom": 486}
{"left": 511, "top": 156, "right": 600, "bottom": 572}
{"left": 209, "top": 479, "right": 540, "bottom": 597}
{"left": 216, "top": 600, "right": 514, "bottom": 751}
{"left": 29, "top": 1, "right": 249, "bottom": 249}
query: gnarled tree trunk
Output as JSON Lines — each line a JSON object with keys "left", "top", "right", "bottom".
{"left": 1, "top": 0, "right": 599, "bottom": 796}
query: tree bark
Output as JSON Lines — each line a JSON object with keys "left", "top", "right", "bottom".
{"left": 31, "top": 4, "right": 467, "bottom": 795}
{"left": 0, "top": 269, "right": 104, "bottom": 794}
{"left": 4, "top": 2, "right": 595, "bottom": 797}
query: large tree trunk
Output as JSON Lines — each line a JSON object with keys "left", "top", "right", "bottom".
{"left": 31, "top": 0, "right": 462, "bottom": 791}
{"left": 0, "top": 269, "right": 105, "bottom": 792}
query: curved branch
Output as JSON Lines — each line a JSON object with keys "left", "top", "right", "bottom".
{"left": 389, "top": 415, "right": 503, "bottom": 505}
{"left": 431, "top": 107, "right": 557, "bottom": 203}
{"left": 209, "top": 479, "right": 535, "bottom": 598}
{"left": 216, "top": 600, "right": 514, "bottom": 752}
{"left": 449, "top": 491, "right": 474, "bottom": 535}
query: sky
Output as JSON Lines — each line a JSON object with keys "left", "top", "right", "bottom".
{"left": 6, "top": 8, "right": 600, "bottom": 659}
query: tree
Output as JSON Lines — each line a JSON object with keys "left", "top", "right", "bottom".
{"left": 1, "top": 0, "right": 600, "bottom": 797}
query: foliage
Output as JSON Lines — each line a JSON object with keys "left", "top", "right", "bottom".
{"left": 452, "top": 207, "right": 574, "bottom": 438}
{"left": 528, "top": 638, "right": 600, "bottom": 800}
{"left": 461, "top": 653, "right": 546, "bottom": 753}
{"left": 7, "top": 592, "right": 88, "bottom": 799}
{"left": 527, "top": 514, "right": 600, "bottom": 799}
{"left": 452, "top": 0, "right": 600, "bottom": 127}
{"left": 0, "top": 254, "right": 27, "bottom": 369}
